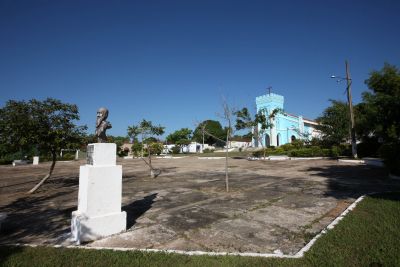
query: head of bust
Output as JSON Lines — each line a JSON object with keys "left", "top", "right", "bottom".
{"left": 96, "top": 107, "right": 108, "bottom": 127}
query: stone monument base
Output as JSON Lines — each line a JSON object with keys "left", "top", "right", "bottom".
{"left": 71, "top": 210, "right": 126, "bottom": 243}
{"left": 71, "top": 143, "right": 126, "bottom": 243}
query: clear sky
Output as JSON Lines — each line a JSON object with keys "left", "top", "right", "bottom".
{"left": 1, "top": 0, "right": 399, "bottom": 137}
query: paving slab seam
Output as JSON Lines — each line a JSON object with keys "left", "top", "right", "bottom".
{"left": 4, "top": 193, "right": 376, "bottom": 259}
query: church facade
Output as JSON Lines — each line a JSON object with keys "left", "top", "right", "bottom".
{"left": 253, "top": 93, "right": 319, "bottom": 147}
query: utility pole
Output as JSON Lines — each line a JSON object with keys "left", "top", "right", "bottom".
{"left": 345, "top": 60, "right": 358, "bottom": 158}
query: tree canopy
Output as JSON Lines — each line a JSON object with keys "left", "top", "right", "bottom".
{"left": 316, "top": 100, "right": 350, "bottom": 146}
{"left": 192, "top": 120, "right": 225, "bottom": 146}
{"left": 0, "top": 98, "right": 87, "bottom": 192}
{"left": 0, "top": 98, "right": 86, "bottom": 158}
{"left": 363, "top": 63, "right": 400, "bottom": 141}
{"left": 127, "top": 119, "right": 165, "bottom": 178}
{"left": 166, "top": 128, "right": 192, "bottom": 144}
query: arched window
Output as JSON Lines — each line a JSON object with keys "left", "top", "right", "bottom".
{"left": 291, "top": 135, "right": 296, "bottom": 142}
{"left": 265, "top": 134, "right": 270, "bottom": 147}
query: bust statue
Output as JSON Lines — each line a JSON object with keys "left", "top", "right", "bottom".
{"left": 95, "top": 107, "right": 112, "bottom": 143}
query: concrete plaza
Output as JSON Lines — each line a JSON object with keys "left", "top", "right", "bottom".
{"left": 0, "top": 157, "right": 398, "bottom": 254}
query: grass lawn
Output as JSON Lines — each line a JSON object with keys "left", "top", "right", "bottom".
{"left": 1, "top": 192, "right": 399, "bottom": 267}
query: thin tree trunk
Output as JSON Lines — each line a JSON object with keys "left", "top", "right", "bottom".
{"left": 148, "top": 146, "right": 154, "bottom": 178}
{"left": 225, "top": 131, "right": 229, "bottom": 192}
{"left": 263, "top": 144, "right": 266, "bottom": 159}
{"left": 28, "top": 150, "right": 57, "bottom": 194}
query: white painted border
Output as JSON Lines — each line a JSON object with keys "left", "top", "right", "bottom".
{"left": 7, "top": 194, "right": 370, "bottom": 259}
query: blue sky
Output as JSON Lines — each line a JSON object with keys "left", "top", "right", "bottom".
{"left": 1, "top": 0, "right": 399, "bottom": 137}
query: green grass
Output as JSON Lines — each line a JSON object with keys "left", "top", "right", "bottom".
{"left": 1, "top": 193, "right": 400, "bottom": 267}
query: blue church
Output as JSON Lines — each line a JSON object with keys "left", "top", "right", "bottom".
{"left": 253, "top": 92, "right": 319, "bottom": 147}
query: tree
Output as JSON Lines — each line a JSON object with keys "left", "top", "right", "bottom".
{"left": 127, "top": 119, "right": 165, "bottom": 178}
{"left": 219, "top": 99, "right": 235, "bottom": 192}
{"left": 0, "top": 98, "right": 87, "bottom": 193}
{"left": 192, "top": 120, "right": 225, "bottom": 147}
{"left": 315, "top": 100, "right": 350, "bottom": 146}
{"left": 193, "top": 101, "right": 237, "bottom": 192}
{"left": 166, "top": 128, "right": 193, "bottom": 153}
{"left": 108, "top": 135, "right": 130, "bottom": 157}
{"left": 235, "top": 107, "right": 280, "bottom": 159}
{"left": 166, "top": 128, "right": 192, "bottom": 144}
{"left": 363, "top": 63, "right": 400, "bottom": 141}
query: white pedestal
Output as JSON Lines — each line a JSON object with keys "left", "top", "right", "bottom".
{"left": 33, "top": 156, "right": 39, "bottom": 165}
{"left": 71, "top": 143, "right": 126, "bottom": 243}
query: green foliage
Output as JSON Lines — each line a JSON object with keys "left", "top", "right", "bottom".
{"left": 234, "top": 107, "right": 278, "bottom": 137}
{"left": 291, "top": 139, "right": 304, "bottom": 149}
{"left": 252, "top": 147, "right": 286, "bottom": 157}
{"left": 316, "top": 100, "right": 350, "bottom": 146}
{"left": 131, "top": 142, "right": 143, "bottom": 156}
{"left": 0, "top": 98, "right": 87, "bottom": 163}
{"left": 203, "top": 148, "right": 214, "bottom": 153}
{"left": 149, "top": 143, "right": 163, "bottom": 155}
{"left": 279, "top": 143, "right": 294, "bottom": 151}
{"left": 127, "top": 119, "right": 165, "bottom": 142}
{"left": 60, "top": 153, "right": 76, "bottom": 161}
{"left": 170, "top": 145, "right": 181, "bottom": 154}
{"left": 143, "top": 137, "right": 158, "bottom": 144}
{"left": 176, "top": 139, "right": 191, "bottom": 146}
{"left": 252, "top": 145, "right": 343, "bottom": 158}
{"left": 193, "top": 120, "right": 225, "bottom": 146}
{"left": 235, "top": 107, "right": 281, "bottom": 154}
{"left": 166, "top": 128, "right": 192, "bottom": 144}
{"left": 127, "top": 119, "right": 165, "bottom": 157}
{"left": 363, "top": 63, "right": 400, "bottom": 141}
{"left": 356, "top": 137, "right": 382, "bottom": 158}
{"left": 108, "top": 135, "right": 129, "bottom": 156}
{"left": 379, "top": 142, "right": 400, "bottom": 176}
{"left": 0, "top": 151, "right": 28, "bottom": 165}
{"left": 288, "top": 147, "right": 332, "bottom": 157}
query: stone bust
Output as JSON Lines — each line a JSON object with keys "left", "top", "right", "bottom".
{"left": 95, "top": 107, "right": 112, "bottom": 143}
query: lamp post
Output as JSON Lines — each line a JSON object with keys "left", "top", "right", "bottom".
{"left": 331, "top": 60, "right": 358, "bottom": 158}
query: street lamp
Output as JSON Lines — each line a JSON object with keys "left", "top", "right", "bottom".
{"left": 331, "top": 60, "right": 358, "bottom": 158}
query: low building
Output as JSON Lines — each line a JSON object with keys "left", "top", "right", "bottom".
{"left": 164, "top": 142, "right": 214, "bottom": 154}
{"left": 227, "top": 138, "right": 252, "bottom": 148}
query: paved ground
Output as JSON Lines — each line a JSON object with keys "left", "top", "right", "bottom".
{"left": 1, "top": 157, "right": 399, "bottom": 254}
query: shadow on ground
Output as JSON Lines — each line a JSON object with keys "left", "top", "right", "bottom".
{"left": 0, "top": 175, "right": 78, "bottom": 245}
{"left": 123, "top": 193, "right": 157, "bottom": 229}
{"left": 305, "top": 164, "right": 400, "bottom": 199}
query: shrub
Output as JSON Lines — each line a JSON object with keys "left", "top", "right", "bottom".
{"left": 149, "top": 143, "right": 163, "bottom": 155}
{"left": 291, "top": 139, "right": 305, "bottom": 149}
{"left": 330, "top": 146, "right": 341, "bottom": 157}
{"left": 131, "top": 143, "right": 143, "bottom": 157}
{"left": 252, "top": 149, "right": 264, "bottom": 157}
{"left": 288, "top": 146, "right": 332, "bottom": 157}
{"left": 60, "top": 153, "right": 75, "bottom": 160}
{"left": 279, "top": 143, "right": 294, "bottom": 151}
{"left": 288, "top": 148, "right": 313, "bottom": 157}
{"left": 0, "top": 154, "right": 14, "bottom": 165}
{"left": 203, "top": 148, "right": 214, "bottom": 153}
{"left": 357, "top": 138, "right": 382, "bottom": 158}
{"left": 252, "top": 147, "right": 287, "bottom": 157}
{"left": 338, "top": 144, "right": 352, "bottom": 157}
{"left": 379, "top": 142, "right": 400, "bottom": 176}
{"left": 267, "top": 147, "right": 286, "bottom": 155}
{"left": 171, "top": 145, "right": 181, "bottom": 154}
